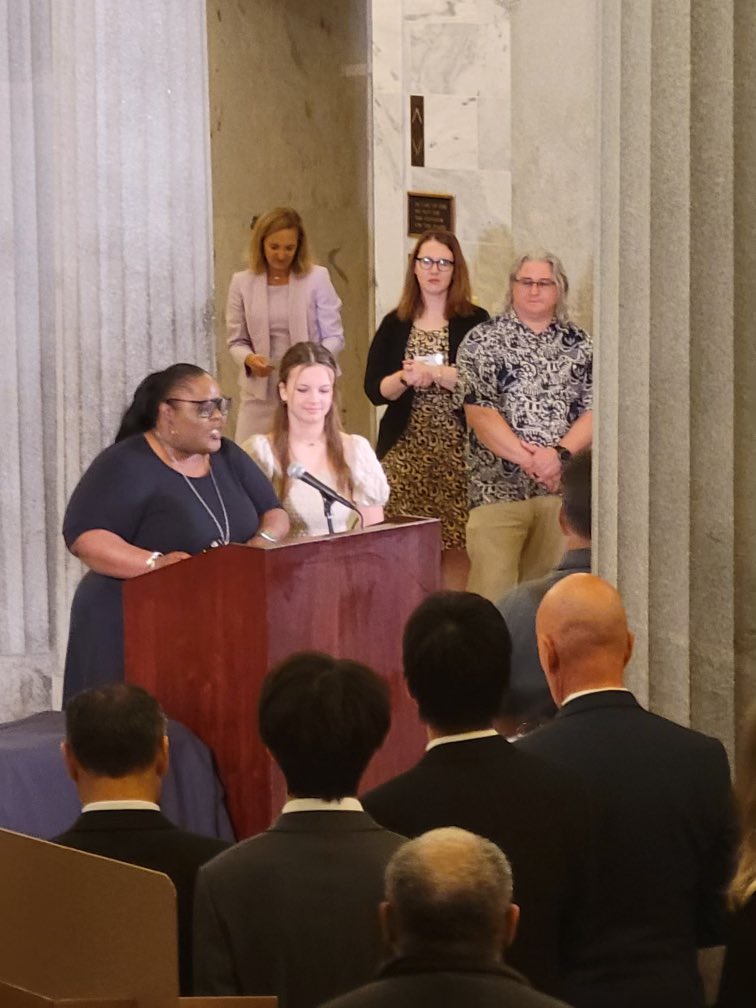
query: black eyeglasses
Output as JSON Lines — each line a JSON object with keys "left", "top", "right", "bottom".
{"left": 165, "top": 397, "right": 232, "bottom": 419}
{"left": 415, "top": 256, "right": 455, "bottom": 272}
{"left": 514, "top": 278, "right": 557, "bottom": 290}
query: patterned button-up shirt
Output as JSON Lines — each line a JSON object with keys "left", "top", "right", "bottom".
{"left": 454, "top": 311, "right": 593, "bottom": 508}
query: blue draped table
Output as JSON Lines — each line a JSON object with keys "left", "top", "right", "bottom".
{"left": 0, "top": 711, "right": 235, "bottom": 841}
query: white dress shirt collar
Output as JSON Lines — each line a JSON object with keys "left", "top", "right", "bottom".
{"left": 426, "top": 728, "right": 499, "bottom": 751}
{"left": 282, "top": 797, "right": 364, "bottom": 814}
{"left": 81, "top": 799, "right": 160, "bottom": 813}
{"left": 561, "top": 686, "right": 631, "bottom": 707}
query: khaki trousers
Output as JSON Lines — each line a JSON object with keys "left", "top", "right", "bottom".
{"left": 466, "top": 495, "right": 564, "bottom": 603}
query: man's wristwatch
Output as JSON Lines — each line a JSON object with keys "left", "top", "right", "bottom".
{"left": 554, "top": 445, "right": 572, "bottom": 465}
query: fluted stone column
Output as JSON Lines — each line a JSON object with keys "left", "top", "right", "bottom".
{"left": 594, "top": 0, "right": 756, "bottom": 761}
{"left": 0, "top": 0, "right": 214, "bottom": 716}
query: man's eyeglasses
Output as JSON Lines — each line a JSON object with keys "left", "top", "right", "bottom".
{"left": 514, "top": 278, "right": 557, "bottom": 290}
{"left": 415, "top": 256, "right": 455, "bottom": 272}
{"left": 165, "top": 397, "right": 232, "bottom": 419}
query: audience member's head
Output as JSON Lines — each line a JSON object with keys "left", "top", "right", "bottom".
{"left": 63, "top": 684, "right": 169, "bottom": 801}
{"left": 382, "top": 827, "right": 519, "bottom": 961}
{"left": 403, "top": 591, "right": 511, "bottom": 734}
{"left": 728, "top": 702, "right": 756, "bottom": 909}
{"left": 259, "top": 651, "right": 390, "bottom": 800}
{"left": 536, "top": 574, "right": 634, "bottom": 706}
{"left": 559, "top": 448, "right": 592, "bottom": 543}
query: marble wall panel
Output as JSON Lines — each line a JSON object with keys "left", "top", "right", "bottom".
{"left": 372, "top": 2, "right": 403, "bottom": 93}
{"left": 370, "top": 0, "right": 513, "bottom": 375}
{"left": 423, "top": 94, "right": 479, "bottom": 170}
{"left": 408, "top": 24, "right": 483, "bottom": 95}
{"left": 404, "top": 0, "right": 483, "bottom": 23}
{"left": 509, "top": 0, "right": 596, "bottom": 334}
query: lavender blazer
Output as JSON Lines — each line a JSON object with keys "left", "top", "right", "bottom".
{"left": 226, "top": 266, "right": 344, "bottom": 401}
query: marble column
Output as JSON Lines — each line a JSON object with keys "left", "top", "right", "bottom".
{"left": 594, "top": 0, "right": 756, "bottom": 759}
{"left": 370, "top": 0, "right": 513, "bottom": 325}
{"left": 0, "top": 0, "right": 214, "bottom": 715}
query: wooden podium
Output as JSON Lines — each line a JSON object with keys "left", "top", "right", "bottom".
{"left": 0, "top": 828, "right": 275, "bottom": 1007}
{"left": 123, "top": 518, "right": 441, "bottom": 839}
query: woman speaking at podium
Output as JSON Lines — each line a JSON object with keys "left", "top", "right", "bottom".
{"left": 243, "top": 342, "right": 388, "bottom": 538}
{"left": 62, "top": 364, "right": 288, "bottom": 704}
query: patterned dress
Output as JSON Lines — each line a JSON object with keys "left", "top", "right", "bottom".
{"left": 382, "top": 324, "right": 467, "bottom": 549}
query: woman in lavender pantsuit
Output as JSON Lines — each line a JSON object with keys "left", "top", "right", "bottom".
{"left": 226, "top": 206, "right": 344, "bottom": 443}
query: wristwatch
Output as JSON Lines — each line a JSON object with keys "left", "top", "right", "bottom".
{"left": 554, "top": 445, "right": 572, "bottom": 464}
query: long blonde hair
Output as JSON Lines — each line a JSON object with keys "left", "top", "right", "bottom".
{"left": 729, "top": 703, "right": 756, "bottom": 908}
{"left": 271, "top": 342, "right": 352, "bottom": 501}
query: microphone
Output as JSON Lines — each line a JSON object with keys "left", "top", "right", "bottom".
{"left": 287, "top": 461, "right": 359, "bottom": 514}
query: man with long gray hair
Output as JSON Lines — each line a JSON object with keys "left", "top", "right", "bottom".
{"left": 454, "top": 250, "right": 593, "bottom": 603}
{"left": 320, "top": 827, "right": 572, "bottom": 1008}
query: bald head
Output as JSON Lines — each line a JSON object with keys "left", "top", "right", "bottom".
{"left": 383, "top": 827, "right": 517, "bottom": 960}
{"left": 536, "top": 574, "right": 634, "bottom": 704}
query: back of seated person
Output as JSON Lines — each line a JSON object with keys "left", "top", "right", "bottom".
{"left": 320, "top": 827, "right": 574, "bottom": 1008}
{"left": 54, "top": 683, "right": 228, "bottom": 995}
{"left": 496, "top": 449, "right": 592, "bottom": 737}
{"left": 193, "top": 651, "right": 406, "bottom": 1008}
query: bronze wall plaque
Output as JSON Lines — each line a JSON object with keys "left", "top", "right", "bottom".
{"left": 407, "top": 191, "right": 456, "bottom": 237}
{"left": 410, "top": 96, "right": 424, "bottom": 167}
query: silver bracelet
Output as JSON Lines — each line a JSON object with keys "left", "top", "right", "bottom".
{"left": 145, "top": 551, "right": 163, "bottom": 571}
{"left": 258, "top": 531, "right": 278, "bottom": 544}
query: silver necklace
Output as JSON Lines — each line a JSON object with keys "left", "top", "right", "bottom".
{"left": 155, "top": 431, "right": 230, "bottom": 546}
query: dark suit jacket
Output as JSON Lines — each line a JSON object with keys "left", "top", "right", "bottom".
{"left": 364, "top": 307, "right": 490, "bottom": 458}
{"left": 498, "top": 548, "right": 592, "bottom": 727}
{"left": 517, "top": 691, "right": 737, "bottom": 1008}
{"left": 54, "top": 808, "right": 229, "bottom": 995}
{"left": 319, "top": 955, "right": 574, "bottom": 1008}
{"left": 717, "top": 894, "right": 756, "bottom": 1007}
{"left": 361, "top": 736, "right": 593, "bottom": 998}
{"left": 193, "top": 810, "right": 406, "bottom": 1008}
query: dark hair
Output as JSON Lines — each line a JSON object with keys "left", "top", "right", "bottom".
{"left": 259, "top": 652, "right": 390, "bottom": 800}
{"left": 403, "top": 592, "right": 511, "bottom": 732}
{"left": 115, "top": 363, "right": 208, "bottom": 442}
{"left": 65, "top": 684, "right": 166, "bottom": 777}
{"left": 386, "top": 828, "right": 513, "bottom": 959}
{"left": 396, "top": 230, "right": 476, "bottom": 322}
{"left": 561, "top": 448, "right": 592, "bottom": 540}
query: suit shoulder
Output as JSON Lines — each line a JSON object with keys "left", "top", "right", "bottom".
{"left": 229, "top": 268, "right": 254, "bottom": 286}
{"left": 644, "top": 711, "right": 731, "bottom": 764}
{"left": 362, "top": 763, "right": 424, "bottom": 807}
{"left": 171, "top": 827, "right": 230, "bottom": 858}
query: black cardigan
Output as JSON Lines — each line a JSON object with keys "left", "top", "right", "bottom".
{"left": 364, "top": 306, "right": 490, "bottom": 459}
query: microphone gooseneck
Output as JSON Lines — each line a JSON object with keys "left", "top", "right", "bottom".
{"left": 286, "top": 461, "right": 357, "bottom": 512}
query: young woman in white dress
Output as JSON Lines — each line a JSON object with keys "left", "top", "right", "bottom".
{"left": 243, "top": 342, "right": 388, "bottom": 537}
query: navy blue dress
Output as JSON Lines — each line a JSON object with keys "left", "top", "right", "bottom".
{"left": 63, "top": 435, "right": 280, "bottom": 703}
